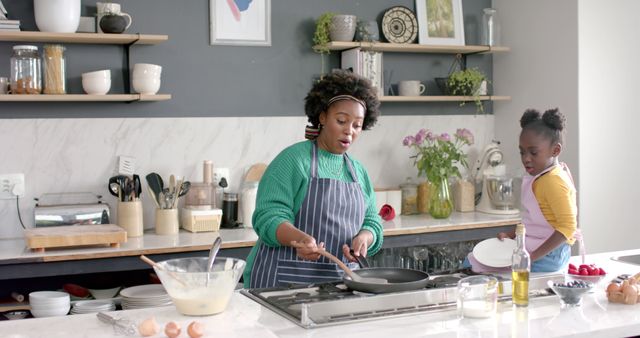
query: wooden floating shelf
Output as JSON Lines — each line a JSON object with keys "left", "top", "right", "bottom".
{"left": 0, "top": 31, "right": 168, "bottom": 45}
{"left": 0, "top": 94, "right": 172, "bottom": 102}
{"left": 379, "top": 95, "right": 511, "bottom": 102}
{"left": 315, "top": 41, "right": 510, "bottom": 54}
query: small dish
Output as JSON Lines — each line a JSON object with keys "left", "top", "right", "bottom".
{"left": 3, "top": 310, "right": 29, "bottom": 320}
{"left": 88, "top": 287, "right": 121, "bottom": 299}
{"left": 548, "top": 280, "right": 593, "bottom": 307}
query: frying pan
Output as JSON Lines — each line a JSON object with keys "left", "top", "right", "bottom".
{"left": 343, "top": 251, "right": 430, "bottom": 294}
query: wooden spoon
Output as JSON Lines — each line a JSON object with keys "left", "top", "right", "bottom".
{"left": 140, "top": 255, "right": 186, "bottom": 287}
{"left": 316, "top": 249, "right": 388, "bottom": 284}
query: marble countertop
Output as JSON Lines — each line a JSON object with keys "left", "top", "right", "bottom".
{"left": 0, "top": 212, "right": 519, "bottom": 265}
{"left": 1, "top": 248, "right": 639, "bottom": 337}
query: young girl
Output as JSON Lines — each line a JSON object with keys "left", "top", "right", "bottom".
{"left": 468, "top": 108, "right": 577, "bottom": 272}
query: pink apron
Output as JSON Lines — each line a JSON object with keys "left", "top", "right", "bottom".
{"left": 468, "top": 163, "right": 576, "bottom": 273}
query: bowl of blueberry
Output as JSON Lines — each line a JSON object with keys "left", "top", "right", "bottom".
{"left": 548, "top": 279, "right": 594, "bottom": 307}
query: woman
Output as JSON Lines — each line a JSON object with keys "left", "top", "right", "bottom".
{"left": 243, "top": 70, "right": 384, "bottom": 288}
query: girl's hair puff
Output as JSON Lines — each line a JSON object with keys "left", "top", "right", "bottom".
{"left": 520, "top": 108, "right": 565, "bottom": 145}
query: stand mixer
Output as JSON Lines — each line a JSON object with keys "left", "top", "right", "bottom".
{"left": 472, "top": 141, "right": 519, "bottom": 215}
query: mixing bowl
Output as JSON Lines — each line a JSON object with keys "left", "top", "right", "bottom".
{"left": 154, "top": 257, "right": 245, "bottom": 316}
{"left": 485, "top": 176, "right": 517, "bottom": 209}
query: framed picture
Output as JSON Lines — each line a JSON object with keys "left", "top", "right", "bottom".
{"left": 416, "top": 0, "right": 465, "bottom": 46}
{"left": 210, "top": 0, "right": 271, "bottom": 46}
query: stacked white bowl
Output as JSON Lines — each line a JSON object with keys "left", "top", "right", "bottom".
{"left": 132, "top": 63, "right": 162, "bottom": 95}
{"left": 29, "top": 291, "right": 70, "bottom": 318}
{"left": 82, "top": 69, "right": 111, "bottom": 95}
{"left": 70, "top": 299, "right": 116, "bottom": 314}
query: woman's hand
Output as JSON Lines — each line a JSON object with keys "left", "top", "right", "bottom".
{"left": 497, "top": 231, "right": 515, "bottom": 241}
{"left": 291, "top": 235, "right": 325, "bottom": 261}
{"left": 342, "top": 230, "right": 373, "bottom": 262}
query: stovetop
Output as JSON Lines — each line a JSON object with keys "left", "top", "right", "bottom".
{"left": 241, "top": 272, "right": 556, "bottom": 329}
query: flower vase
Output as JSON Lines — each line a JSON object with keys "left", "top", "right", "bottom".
{"left": 429, "top": 177, "right": 453, "bottom": 219}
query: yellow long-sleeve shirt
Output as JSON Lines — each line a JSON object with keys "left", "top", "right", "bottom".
{"left": 532, "top": 165, "right": 577, "bottom": 244}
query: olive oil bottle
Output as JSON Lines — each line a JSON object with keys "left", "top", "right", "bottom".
{"left": 511, "top": 224, "right": 530, "bottom": 307}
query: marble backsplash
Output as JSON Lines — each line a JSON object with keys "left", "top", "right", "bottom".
{"left": 0, "top": 115, "right": 495, "bottom": 239}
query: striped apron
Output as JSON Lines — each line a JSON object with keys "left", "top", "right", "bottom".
{"left": 249, "top": 142, "right": 365, "bottom": 288}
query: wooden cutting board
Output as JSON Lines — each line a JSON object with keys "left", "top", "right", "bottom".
{"left": 244, "top": 163, "right": 267, "bottom": 183}
{"left": 24, "top": 224, "right": 127, "bottom": 252}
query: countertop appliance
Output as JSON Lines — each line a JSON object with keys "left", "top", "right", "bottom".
{"left": 472, "top": 141, "right": 519, "bottom": 215}
{"left": 241, "top": 272, "right": 562, "bottom": 329}
{"left": 34, "top": 192, "right": 110, "bottom": 227}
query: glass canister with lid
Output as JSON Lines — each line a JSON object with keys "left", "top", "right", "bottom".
{"left": 43, "top": 44, "right": 66, "bottom": 94}
{"left": 400, "top": 177, "right": 418, "bottom": 215}
{"left": 10, "top": 45, "right": 42, "bottom": 94}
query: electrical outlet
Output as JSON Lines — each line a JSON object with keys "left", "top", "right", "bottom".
{"left": 212, "top": 167, "right": 229, "bottom": 184}
{"left": 0, "top": 173, "right": 25, "bottom": 199}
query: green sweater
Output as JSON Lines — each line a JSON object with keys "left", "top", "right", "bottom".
{"left": 242, "top": 140, "right": 383, "bottom": 287}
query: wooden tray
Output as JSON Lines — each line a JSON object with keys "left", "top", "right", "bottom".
{"left": 24, "top": 224, "right": 127, "bottom": 252}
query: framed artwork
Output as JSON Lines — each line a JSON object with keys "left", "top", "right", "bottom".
{"left": 416, "top": 0, "right": 465, "bottom": 46}
{"left": 210, "top": 0, "right": 271, "bottom": 46}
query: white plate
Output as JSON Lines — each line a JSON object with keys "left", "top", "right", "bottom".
{"left": 119, "top": 285, "right": 167, "bottom": 299}
{"left": 473, "top": 238, "right": 517, "bottom": 268}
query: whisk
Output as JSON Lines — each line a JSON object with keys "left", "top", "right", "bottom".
{"left": 97, "top": 312, "right": 137, "bottom": 336}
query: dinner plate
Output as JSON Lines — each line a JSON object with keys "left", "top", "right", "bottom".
{"left": 119, "top": 284, "right": 167, "bottom": 299}
{"left": 472, "top": 238, "right": 517, "bottom": 268}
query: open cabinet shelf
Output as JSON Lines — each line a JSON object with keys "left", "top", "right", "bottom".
{"left": 0, "top": 31, "right": 168, "bottom": 45}
{"left": 379, "top": 95, "right": 511, "bottom": 102}
{"left": 0, "top": 94, "right": 171, "bottom": 102}
{"left": 315, "top": 41, "right": 510, "bottom": 54}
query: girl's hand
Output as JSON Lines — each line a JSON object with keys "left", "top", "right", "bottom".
{"left": 497, "top": 232, "right": 515, "bottom": 241}
{"left": 342, "top": 231, "right": 373, "bottom": 262}
{"left": 291, "top": 236, "right": 324, "bottom": 261}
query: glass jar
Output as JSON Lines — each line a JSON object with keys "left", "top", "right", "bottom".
{"left": 400, "top": 177, "right": 418, "bottom": 215}
{"left": 240, "top": 181, "right": 258, "bottom": 228}
{"left": 221, "top": 192, "right": 238, "bottom": 228}
{"left": 10, "top": 45, "right": 42, "bottom": 94}
{"left": 417, "top": 180, "right": 430, "bottom": 214}
{"left": 481, "top": 8, "right": 501, "bottom": 46}
{"left": 43, "top": 44, "right": 66, "bottom": 94}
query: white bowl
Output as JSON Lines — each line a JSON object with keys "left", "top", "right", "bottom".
{"left": 30, "top": 305, "right": 70, "bottom": 318}
{"left": 29, "top": 291, "right": 70, "bottom": 302}
{"left": 132, "top": 77, "right": 161, "bottom": 95}
{"left": 133, "top": 63, "right": 162, "bottom": 75}
{"left": 88, "top": 287, "right": 121, "bottom": 299}
{"left": 81, "top": 69, "right": 111, "bottom": 79}
{"left": 82, "top": 76, "right": 111, "bottom": 95}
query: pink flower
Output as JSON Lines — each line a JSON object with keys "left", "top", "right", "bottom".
{"left": 426, "top": 131, "right": 435, "bottom": 141}
{"left": 456, "top": 128, "right": 474, "bottom": 145}
{"left": 438, "top": 133, "right": 450, "bottom": 142}
{"left": 415, "top": 129, "right": 427, "bottom": 144}
{"left": 402, "top": 135, "right": 415, "bottom": 146}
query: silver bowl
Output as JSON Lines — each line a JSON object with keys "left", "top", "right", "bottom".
{"left": 485, "top": 176, "right": 516, "bottom": 209}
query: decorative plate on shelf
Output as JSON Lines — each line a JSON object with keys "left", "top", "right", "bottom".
{"left": 381, "top": 6, "right": 418, "bottom": 44}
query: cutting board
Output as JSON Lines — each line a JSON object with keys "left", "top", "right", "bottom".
{"left": 244, "top": 163, "right": 267, "bottom": 183}
{"left": 24, "top": 224, "right": 127, "bottom": 252}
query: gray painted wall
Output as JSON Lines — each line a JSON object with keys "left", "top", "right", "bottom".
{"left": 0, "top": 0, "right": 491, "bottom": 118}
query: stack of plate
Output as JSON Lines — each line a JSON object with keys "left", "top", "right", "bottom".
{"left": 70, "top": 300, "right": 116, "bottom": 314}
{"left": 120, "top": 284, "right": 172, "bottom": 310}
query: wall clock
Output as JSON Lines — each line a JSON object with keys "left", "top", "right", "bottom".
{"left": 381, "top": 6, "right": 418, "bottom": 44}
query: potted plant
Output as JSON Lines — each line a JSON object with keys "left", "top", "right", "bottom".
{"left": 447, "top": 67, "right": 487, "bottom": 113}
{"left": 312, "top": 12, "right": 335, "bottom": 78}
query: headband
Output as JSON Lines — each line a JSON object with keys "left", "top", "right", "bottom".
{"left": 327, "top": 95, "right": 366, "bottom": 110}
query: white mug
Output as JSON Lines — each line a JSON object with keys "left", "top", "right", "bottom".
{"left": 398, "top": 80, "right": 426, "bottom": 96}
{"left": 96, "top": 2, "right": 132, "bottom": 33}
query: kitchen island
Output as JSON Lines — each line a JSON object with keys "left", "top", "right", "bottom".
{"left": 1, "top": 248, "right": 639, "bottom": 337}
{"left": 0, "top": 212, "right": 519, "bottom": 280}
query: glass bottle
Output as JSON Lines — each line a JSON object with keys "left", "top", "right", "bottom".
{"left": 511, "top": 224, "right": 530, "bottom": 307}
{"left": 10, "top": 45, "right": 42, "bottom": 94}
{"left": 400, "top": 177, "right": 418, "bottom": 215}
{"left": 43, "top": 44, "right": 66, "bottom": 94}
{"left": 481, "top": 8, "right": 501, "bottom": 46}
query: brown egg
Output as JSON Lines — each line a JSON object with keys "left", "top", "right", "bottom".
{"left": 606, "top": 282, "right": 622, "bottom": 293}
{"left": 623, "top": 284, "right": 638, "bottom": 305}
{"left": 165, "top": 321, "right": 181, "bottom": 338}
{"left": 187, "top": 321, "right": 204, "bottom": 338}
{"left": 138, "top": 317, "right": 160, "bottom": 337}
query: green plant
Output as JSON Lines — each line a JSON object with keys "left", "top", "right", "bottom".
{"left": 313, "top": 12, "right": 335, "bottom": 78}
{"left": 402, "top": 128, "right": 474, "bottom": 184}
{"left": 447, "top": 68, "right": 487, "bottom": 113}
